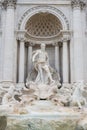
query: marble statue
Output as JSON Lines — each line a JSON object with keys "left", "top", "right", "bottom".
{"left": 2, "top": 84, "right": 22, "bottom": 105}
{"left": 69, "top": 82, "right": 87, "bottom": 109}
{"left": 26, "top": 43, "right": 61, "bottom": 100}
{"left": 32, "top": 43, "right": 55, "bottom": 85}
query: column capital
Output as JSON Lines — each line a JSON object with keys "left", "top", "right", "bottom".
{"left": 17, "top": 30, "right": 26, "bottom": 42}
{"left": 1, "top": 0, "right": 17, "bottom": 9}
{"left": 61, "top": 30, "right": 71, "bottom": 42}
{"left": 62, "top": 36, "right": 69, "bottom": 42}
{"left": 29, "top": 42, "right": 35, "bottom": 47}
{"left": 52, "top": 43, "right": 58, "bottom": 46}
{"left": 71, "top": 0, "right": 86, "bottom": 10}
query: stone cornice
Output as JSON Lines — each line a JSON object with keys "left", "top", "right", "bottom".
{"left": 71, "top": 0, "right": 86, "bottom": 10}
{"left": 1, "top": 0, "right": 17, "bottom": 9}
{"left": 17, "top": 0, "right": 70, "bottom": 5}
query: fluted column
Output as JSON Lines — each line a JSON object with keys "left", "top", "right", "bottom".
{"left": 2, "top": 0, "right": 17, "bottom": 83}
{"left": 62, "top": 37, "right": 69, "bottom": 83}
{"left": 71, "top": 0, "right": 85, "bottom": 82}
{"left": 28, "top": 43, "right": 33, "bottom": 73}
{"left": 55, "top": 43, "right": 60, "bottom": 72}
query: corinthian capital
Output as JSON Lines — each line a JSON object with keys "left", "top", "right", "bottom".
{"left": 71, "top": 0, "right": 85, "bottom": 9}
{"left": 1, "top": 0, "right": 17, "bottom": 9}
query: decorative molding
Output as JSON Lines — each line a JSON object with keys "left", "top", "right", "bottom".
{"left": 71, "top": 0, "right": 86, "bottom": 10}
{"left": 18, "top": 5, "right": 69, "bottom": 30}
{"left": 17, "top": 1, "right": 70, "bottom": 5}
{"left": 1, "top": 0, "right": 17, "bottom": 9}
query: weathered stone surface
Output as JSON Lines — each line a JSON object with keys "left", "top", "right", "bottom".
{"left": 0, "top": 104, "right": 87, "bottom": 130}
{"left": 75, "top": 117, "right": 87, "bottom": 130}
{"left": 0, "top": 116, "right": 7, "bottom": 130}
{"left": 5, "top": 117, "right": 78, "bottom": 130}
{"left": 3, "top": 113, "right": 87, "bottom": 130}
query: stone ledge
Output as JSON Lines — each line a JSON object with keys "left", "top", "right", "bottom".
{"left": 0, "top": 100, "right": 87, "bottom": 130}
{"left": 17, "top": 0, "right": 70, "bottom": 5}
{"left": 0, "top": 113, "right": 87, "bottom": 130}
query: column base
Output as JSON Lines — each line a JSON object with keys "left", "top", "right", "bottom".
{"left": 1, "top": 81, "right": 14, "bottom": 89}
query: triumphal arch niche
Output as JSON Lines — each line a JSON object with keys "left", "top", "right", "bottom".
{"left": 17, "top": 6, "right": 70, "bottom": 85}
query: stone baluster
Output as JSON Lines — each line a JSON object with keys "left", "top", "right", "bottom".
{"left": 71, "top": 0, "right": 85, "bottom": 82}
{"left": 2, "top": 0, "right": 16, "bottom": 84}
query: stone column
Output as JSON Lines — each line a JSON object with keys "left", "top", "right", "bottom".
{"left": 55, "top": 43, "right": 60, "bottom": 72}
{"left": 28, "top": 43, "right": 33, "bottom": 73}
{"left": 71, "top": 0, "right": 85, "bottom": 82}
{"left": 18, "top": 38, "right": 25, "bottom": 83}
{"left": 17, "top": 30, "right": 26, "bottom": 84}
{"left": 2, "top": 0, "right": 16, "bottom": 85}
{"left": 62, "top": 37, "right": 69, "bottom": 83}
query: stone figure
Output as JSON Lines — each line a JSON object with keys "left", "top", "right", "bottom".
{"left": 2, "top": 84, "right": 22, "bottom": 105}
{"left": 69, "top": 82, "right": 87, "bottom": 109}
{"left": 25, "top": 43, "right": 61, "bottom": 100}
{"left": 32, "top": 43, "right": 54, "bottom": 85}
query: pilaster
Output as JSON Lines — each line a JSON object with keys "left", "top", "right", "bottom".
{"left": 2, "top": 0, "right": 17, "bottom": 86}
{"left": 71, "top": 0, "right": 85, "bottom": 83}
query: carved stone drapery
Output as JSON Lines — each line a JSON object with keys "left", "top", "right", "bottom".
{"left": 71, "top": 0, "right": 85, "bottom": 9}
{"left": 2, "top": 0, "right": 17, "bottom": 9}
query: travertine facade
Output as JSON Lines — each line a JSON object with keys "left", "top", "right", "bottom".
{"left": 0, "top": 0, "right": 87, "bottom": 86}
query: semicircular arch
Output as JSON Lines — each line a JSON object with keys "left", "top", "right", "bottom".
{"left": 18, "top": 5, "right": 69, "bottom": 30}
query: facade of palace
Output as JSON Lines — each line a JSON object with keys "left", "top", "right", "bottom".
{"left": 0, "top": 0, "right": 87, "bottom": 86}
